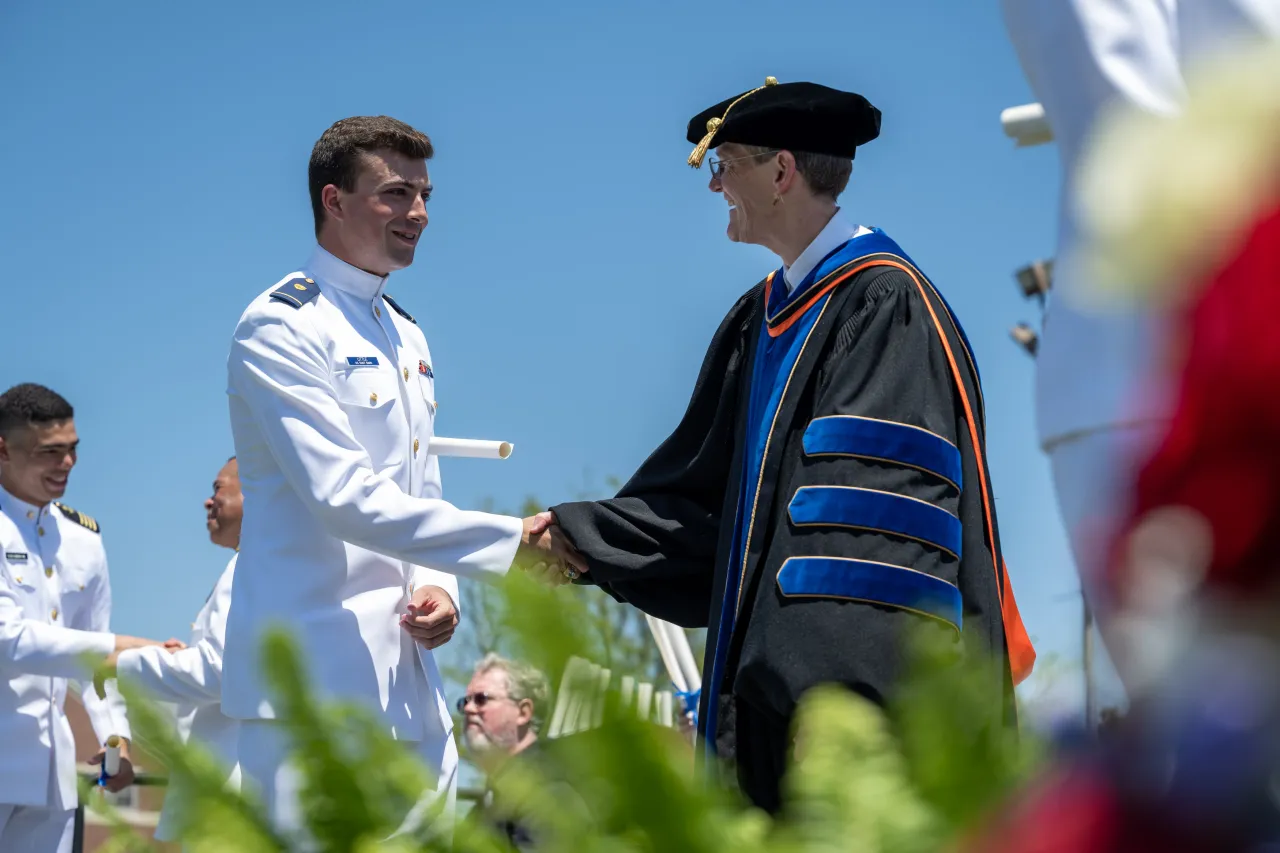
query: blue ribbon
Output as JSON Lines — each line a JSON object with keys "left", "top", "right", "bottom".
{"left": 675, "top": 687, "right": 701, "bottom": 728}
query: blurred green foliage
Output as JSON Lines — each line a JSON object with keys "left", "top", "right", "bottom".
{"left": 92, "top": 569, "right": 1043, "bottom": 851}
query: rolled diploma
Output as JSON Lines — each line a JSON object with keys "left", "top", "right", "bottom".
{"left": 427, "top": 437, "right": 513, "bottom": 459}
{"left": 1001, "top": 102, "right": 1053, "bottom": 147}
{"left": 100, "top": 734, "right": 121, "bottom": 783}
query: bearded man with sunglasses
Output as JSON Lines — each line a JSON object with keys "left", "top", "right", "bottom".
{"left": 526, "top": 79, "right": 1036, "bottom": 812}
{"left": 459, "top": 654, "right": 551, "bottom": 850}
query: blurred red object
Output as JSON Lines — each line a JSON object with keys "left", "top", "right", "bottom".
{"left": 968, "top": 763, "right": 1253, "bottom": 853}
{"left": 1113, "top": 199, "right": 1280, "bottom": 599}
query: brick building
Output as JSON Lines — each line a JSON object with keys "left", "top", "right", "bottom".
{"left": 65, "top": 687, "right": 177, "bottom": 852}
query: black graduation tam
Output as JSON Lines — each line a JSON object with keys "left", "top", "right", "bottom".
{"left": 685, "top": 77, "right": 881, "bottom": 168}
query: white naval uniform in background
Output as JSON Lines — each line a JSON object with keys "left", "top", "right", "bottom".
{"left": 0, "top": 487, "right": 130, "bottom": 853}
{"left": 223, "top": 245, "right": 522, "bottom": 833}
{"left": 1001, "top": 0, "right": 1280, "bottom": 706}
{"left": 117, "top": 553, "right": 239, "bottom": 842}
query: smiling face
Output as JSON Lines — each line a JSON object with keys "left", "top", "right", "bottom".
{"left": 320, "top": 148, "right": 432, "bottom": 275}
{"left": 708, "top": 143, "right": 783, "bottom": 245}
{"left": 0, "top": 419, "right": 78, "bottom": 506}
{"left": 205, "top": 458, "right": 243, "bottom": 550}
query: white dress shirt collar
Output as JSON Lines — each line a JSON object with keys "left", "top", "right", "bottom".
{"left": 0, "top": 482, "right": 50, "bottom": 526}
{"left": 307, "top": 244, "right": 389, "bottom": 300}
{"left": 782, "top": 211, "right": 867, "bottom": 294}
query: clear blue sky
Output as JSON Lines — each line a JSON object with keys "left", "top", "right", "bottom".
{"left": 1, "top": 1, "right": 1086, "bottom": 695}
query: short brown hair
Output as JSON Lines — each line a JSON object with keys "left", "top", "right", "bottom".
{"left": 745, "top": 145, "right": 853, "bottom": 201}
{"left": 0, "top": 384, "right": 73, "bottom": 437}
{"left": 308, "top": 116, "right": 434, "bottom": 237}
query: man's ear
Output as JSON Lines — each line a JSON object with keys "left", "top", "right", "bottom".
{"left": 774, "top": 150, "right": 800, "bottom": 195}
{"left": 321, "top": 184, "right": 344, "bottom": 224}
{"left": 0, "top": 435, "right": 11, "bottom": 465}
{"left": 516, "top": 698, "right": 534, "bottom": 726}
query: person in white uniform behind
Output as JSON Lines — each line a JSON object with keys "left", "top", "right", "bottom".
{"left": 222, "top": 115, "right": 572, "bottom": 839}
{"left": 0, "top": 383, "right": 170, "bottom": 853}
{"left": 1000, "top": 0, "right": 1280, "bottom": 694}
{"left": 109, "top": 456, "right": 244, "bottom": 843}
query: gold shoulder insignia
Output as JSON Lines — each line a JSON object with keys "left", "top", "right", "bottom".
{"left": 382, "top": 294, "right": 417, "bottom": 325}
{"left": 54, "top": 502, "right": 101, "bottom": 534}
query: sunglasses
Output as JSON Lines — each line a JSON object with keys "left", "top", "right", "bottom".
{"left": 455, "top": 691, "right": 515, "bottom": 713}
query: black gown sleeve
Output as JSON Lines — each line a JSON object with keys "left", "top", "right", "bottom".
{"left": 549, "top": 286, "right": 761, "bottom": 628}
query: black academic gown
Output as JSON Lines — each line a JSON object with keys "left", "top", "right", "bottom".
{"left": 552, "top": 232, "right": 1019, "bottom": 812}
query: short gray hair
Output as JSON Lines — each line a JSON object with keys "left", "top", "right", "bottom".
{"left": 474, "top": 653, "right": 551, "bottom": 734}
{"left": 744, "top": 145, "right": 853, "bottom": 201}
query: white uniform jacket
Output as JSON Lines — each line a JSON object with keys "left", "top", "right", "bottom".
{"left": 118, "top": 553, "right": 239, "bottom": 840}
{"left": 0, "top": 486, "right": 129, "bottom": 808}
{"left": 1001, "top": 0, "right": 1280, "bottom": 449}
{"left": 222, "top": 245, "right": 521, "bottom": 742}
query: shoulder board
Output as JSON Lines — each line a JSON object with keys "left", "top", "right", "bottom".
{"left": 269, "top": 276, "right": 321, "bottom": 309}
{"left": 54, "top": 502, "right": 100, "bottom": 534}
{"left": 382, "top": 294, "right": 416, "bottom": 324}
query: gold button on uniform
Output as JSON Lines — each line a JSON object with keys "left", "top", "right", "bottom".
{"left": 403, "top": 367, "right": 410, "bottom": 381}
{"left": 375, "top": 306, "right": 382, "bottom": 318}
{"left": 369, "top": 392, "right": 378, "bottom": 405}
{"left": 413, "top": 438, "right": 420, "bottom": 454}
{"left": 51, "top": 608, "right": 58, "bottom": 621}
{"left": 37, "top": 526, "right": 44, "bottom": 537}
{"left": 26, "top": 510, "right": 34, "bottom": 520}
{"left": 44, "top": 566, "right": 53, "bottom": 578}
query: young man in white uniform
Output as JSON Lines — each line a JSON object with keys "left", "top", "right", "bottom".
{"left": 112, "top": 456, "right": 244, "bottom": 842}
{"left": 1001, "top": 0, "right": 1280, "bottom": 691}
{"left": 0, "top": 383, "right": 167, "bottom": 852}
{"left": 222, "top": 116, "right": 560, "bottom": 837}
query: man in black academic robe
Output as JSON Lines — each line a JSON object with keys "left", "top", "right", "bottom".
{"left": 530, "top": 78, "right": 1035, "bottom": 813}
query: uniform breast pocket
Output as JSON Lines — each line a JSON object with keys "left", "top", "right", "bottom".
{"left": 59, "top": 574, "right": 90, "bottom": 621}
{"left": 417, "top": 373, "right": 436, "bottom": 419}
{"left": 2, "top": 557, "right": 38, "bottom": 596}
{"left": 332, "top": 368, "right": 402, "bottom": 462}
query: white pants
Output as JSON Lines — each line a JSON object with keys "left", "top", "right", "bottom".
{"left": 0, "top": 724, "right": 77, "bottom": 853}
{"left": 1047, "top": 423, "right": 1163, "bottom": 712}
{"left": 237, "top": 719, "right": 458, "bottom": 846}
{"left": 0, "top": 804, "right": 75, "bottom": 853}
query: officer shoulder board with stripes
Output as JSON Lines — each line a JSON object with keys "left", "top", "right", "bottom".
{"left": 54, "top": 502, "right": 100, "bottom": 534}
{"left": 382, "top": 294, "right": 416, "bottom": 325}
{"left": 269, "top": 276, "right": 321, "bottom": 309}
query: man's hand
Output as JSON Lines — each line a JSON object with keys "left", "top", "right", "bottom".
{"left": 163, "top": 638, "right": 188, "bottom": 651}
{"left": 88, "top": 740, "right": 136, "bottom": 794}
{"left": 114, "top": 635, "right": 167, "bottom": 654}
{"left": 94, "top": 636, "right": 169, "bottom": 698}
{"left": 518, "top": 511, "right": 588, "bottom": 587}
{"left": 400, "top": 585, "right": 459, "bottom": 650}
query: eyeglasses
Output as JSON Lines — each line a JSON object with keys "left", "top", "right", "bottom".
{"left": 707, "top": 149, "right": 779, "bottom": 179}
{"left": 455, "top": 691, "right": 514, "bottom": 713}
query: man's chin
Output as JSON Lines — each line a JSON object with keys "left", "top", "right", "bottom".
{"left": 385, "top": 247, "right": 417, "bottom": 271}
{"left": 725, "top": 214, "right": 745, "bottom": 243}
{"left": 464, "top": 732, "right": 493, "bottom": 753}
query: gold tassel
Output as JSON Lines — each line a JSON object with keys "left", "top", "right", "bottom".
{"left": 687, "top": 76, "right": 780, "bottom": 169}
{"left": 687, "top": 117, "right": 722, "bottom": 168}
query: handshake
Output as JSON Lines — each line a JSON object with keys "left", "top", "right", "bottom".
{"left": 518, "top": 510, "right": 588, "bottom": 587}
{"left": 94, "top": 634, "right": 187, "bottom": 698}
{"left": 399, "top": 511, "right": 587, "bottom": 653}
